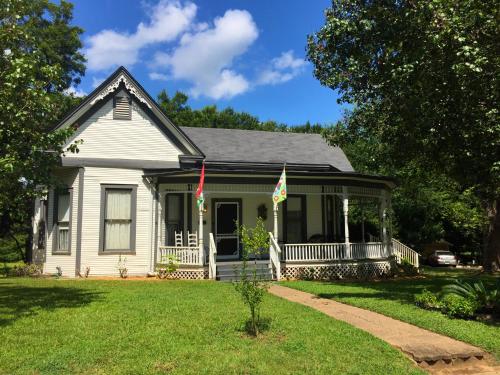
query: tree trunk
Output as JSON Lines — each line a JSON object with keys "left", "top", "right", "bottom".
{"left": 483, "top": 199, "right": 500, "bottom": 272}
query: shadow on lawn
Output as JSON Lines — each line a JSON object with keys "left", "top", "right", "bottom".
{"left": 0, "top": 283, "right": 104, "bottom": 326}
{"left": 310, "top": 269, "right": 499, "bottom": 307}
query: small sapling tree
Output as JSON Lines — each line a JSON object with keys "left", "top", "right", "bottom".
{"left": 234, "top": 218, "right": 270, "bottom": 336}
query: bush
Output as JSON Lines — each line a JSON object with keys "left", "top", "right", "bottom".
{"left": 11, "top": 263, "right": 42, "bottom": 277}
{"left": 398, "top": 258, "right": 418, "bottom": 275}
{"left": 441, "top": 294, "right": 478, "bottom": 319}
{"left": 442, "top": 279, "right": 499, "bottom": 313}
{"left": 414, "top": 289, "right": 442, "bottom": 310}
{"left": 156, "top": 254, "right": 179, "bottom": 279}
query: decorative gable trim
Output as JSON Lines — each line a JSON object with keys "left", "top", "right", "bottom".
{"left": 90, "top": 73, "right": 152, "bottom": 109}
{"left": 53, "top": 66, "right": 204, "bottom": 157}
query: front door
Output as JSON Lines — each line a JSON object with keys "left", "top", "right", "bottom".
{"left": 214, "top": 200, "right": 241, "bottom": 260}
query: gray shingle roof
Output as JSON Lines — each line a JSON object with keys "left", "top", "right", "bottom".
{"left": 180, "top": 127, "right": 354, "bottom": 172}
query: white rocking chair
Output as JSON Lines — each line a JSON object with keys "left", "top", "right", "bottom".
{"left": 174, "top": 231, "right": 183, "bottom": 247}
{"left": 187, "top": 231, "right": 198, "bottom": 248}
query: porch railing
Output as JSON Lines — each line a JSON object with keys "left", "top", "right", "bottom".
{"left": 282, "top": 242, "right": 386, "bottom": 262}
{"left": 158, "top": 246, "right": 200, "bottom": 266}
{"left": 208, "top": 233, "right": 217, "bottom": 280}
{"left": 351, "top": 242, "right": 386, "bottom": 259}
{"left": 269, "top": 232, "right": 281, "bottom": 281}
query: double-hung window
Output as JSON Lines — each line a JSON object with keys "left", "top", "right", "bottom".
{"left": 100, "top": 185, "right": 137, "bottom": 253}
{"left": 53, "top": 190, "right": 71, "bottom": 254}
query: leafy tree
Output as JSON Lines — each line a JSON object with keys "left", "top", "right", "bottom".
{"left": 0, "top": 0, "right": 85, "bottom": 261}
{"left": 308, "top": 0, "right": 499, "bottom": 270}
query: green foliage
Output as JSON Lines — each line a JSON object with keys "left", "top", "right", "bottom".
{"left": 308, "top": 0, "right": 499, "bottom": 269}
{"left": 157, "top": 89, "right": 322, "bottom": 133}
{"left": 0, "top": 0, "right": 85, "bottom": 260}
{"left": 234, "top": 218, "right": 270, "bottom": 336}
{"left": 398, "top": 258, "right": 419, "bottom": 276}
{"left": 443, "top": 279, "right": 499, "bottom": 312}
{"left": 441, "top": 294, "right": 478, "bottom": 319}
{"left": 10, "top": 263, "right": 42, "bottom": 277}
{"left": 414, "top": 289, "right": 442, "bottom": 310}
{"left": 156, "top": 254, "right": 179, "bottom": 279}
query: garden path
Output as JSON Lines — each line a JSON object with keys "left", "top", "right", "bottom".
{"left": 269, "top": 285, "right": 499, "bottom": 374}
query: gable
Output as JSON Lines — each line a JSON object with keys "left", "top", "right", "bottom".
{"left": 56, "top": 67, "right": 203, "bottom": 169}
{"left": 62, "top": 89, "right": 183, "bottom": 165}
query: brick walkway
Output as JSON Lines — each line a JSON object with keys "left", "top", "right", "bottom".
{"left": 269, "top": 285, "right": 499, "bottom": 374}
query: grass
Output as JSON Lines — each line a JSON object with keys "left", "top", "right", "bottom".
{"left": 0, "top": 278, "right": 423, "bottom": 374}
{"left": 282, "top": 267, "right": 500, "bottom": 358}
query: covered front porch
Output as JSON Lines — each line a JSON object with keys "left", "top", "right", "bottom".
{"left": 149, "top": 170, "right": 410, "bottom": 280}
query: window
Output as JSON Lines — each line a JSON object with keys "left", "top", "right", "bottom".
{"left": 53, "top": 190, "right": 71, "bottom": 254}
{"left": 113, "top": 96, "right": 131, "bottom": 120}
{"left": 165, "top": 194, "right": 184, "bottom": 246}
{"left": 284, "top": 195, "right": 307, "bottom": 243}
{"left": 100, "top": 185, "right": 137, "bottom": 253}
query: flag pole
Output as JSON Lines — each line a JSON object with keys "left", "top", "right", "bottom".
{"left": 273, "top": 202, "right": 278, "bottom": 241}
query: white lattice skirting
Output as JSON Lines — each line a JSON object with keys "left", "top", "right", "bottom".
{"left": 166, "top": 268, "right": 207, "bottom": 280}
{"left": 282, "top": 260, "right": 394, "bottom": 280}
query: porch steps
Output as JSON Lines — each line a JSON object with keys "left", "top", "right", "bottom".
{"left": 216, "top": 261, "right": 273, "bottom": 282}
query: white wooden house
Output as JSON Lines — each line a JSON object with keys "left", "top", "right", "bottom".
{"left": 32, "top": 67, "right": 418, "bottom": 279}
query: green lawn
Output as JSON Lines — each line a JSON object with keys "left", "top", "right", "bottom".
{"left": 282, "top": 267, "right": 500, "bottom": 358}
{"left": 0, "top": 278, "right": 422, "bottom": 375}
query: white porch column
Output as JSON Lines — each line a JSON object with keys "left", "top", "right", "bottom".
{"left": 379, "top": 191, "right": 388, "bottom": 256}
{"left": 342, "top": 187, "right": 350, "bottom": 258}
{"left": 198, "top": 203, "right": 204, "bottom": 265}
{"left": 273, "top": 203, "right": 279, "bottom": 241}
{"left": 361, "top": 202, "right": 365, "bottom": 243}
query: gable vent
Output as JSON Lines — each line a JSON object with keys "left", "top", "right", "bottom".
{"left": 113, "top": 96, "right": 131, "bottom": 120}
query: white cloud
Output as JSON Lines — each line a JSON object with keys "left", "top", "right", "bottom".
{"left": 257, "top": 50, "right": 307, "bottom": 85}
{"left": 85, "top": 0, "right": 197, "bottom": 71}
{"left": 149, "top": 72, "right": 169, "bottom": 81}
{"left": 64, "top": 86, "right": 87, "bottom": 97}
{"left": 161, "top": 9, "right": 258, "bottom": 99}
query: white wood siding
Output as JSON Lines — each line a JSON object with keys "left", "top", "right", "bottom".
{"left": 63, "top": 93, "right": 182, "bottom": 162}
{"left": 45, "top": 168, "right": 79, "bottom": 277}
{"left": 79, "top": 167, "right": 153, "bottom": 276}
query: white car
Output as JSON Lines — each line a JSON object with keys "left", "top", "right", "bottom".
{"left": 428, "top": 250, "right": 458, "bottom": 266}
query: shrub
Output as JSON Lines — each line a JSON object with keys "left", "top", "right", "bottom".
{"left": 443, "top": 279, "right": 499, "bottom": 313}
{"left": 12, "top": 263, "right": 42, "bottom": 277}
{"left": 398, "top": 258, "right": 418, "bottom": 275}
{"left": 414, "top": 289, "right": 441, "bottom": 310}
{"left": 117, "top": 255, "right": 128, "bottom": 279}
{"left": 156, "top": 254, "right": 179, "bottom": 279}
{"left": 78, "top": 266, "right": 90, "bottom": 278}
{"left": 441, "top": 294, "right": 478, "bottom": 319}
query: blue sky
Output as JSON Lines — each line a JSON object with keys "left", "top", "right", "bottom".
{"left": 70, "top": 0, "right": 346, "bottom": 126}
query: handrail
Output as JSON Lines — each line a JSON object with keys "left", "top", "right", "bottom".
{"left": 392, "top": 238, "right": 419, "bottom": 268}
{"left": 208, "top": 233, "right": 217, "bottom": 280}
{"left": 269, "top": 232, "right": 281, "bottom": 281}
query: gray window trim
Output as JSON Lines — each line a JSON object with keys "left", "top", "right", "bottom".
{"left": 52, "top": 188, "right": 73, "bottom": 255}
{"left": 99, "top": 184, "right": 138, "bottom": 255}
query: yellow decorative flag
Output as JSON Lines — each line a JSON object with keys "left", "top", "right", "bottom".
{"left": 272, "top": 166, "right": 287, "bottom": 205}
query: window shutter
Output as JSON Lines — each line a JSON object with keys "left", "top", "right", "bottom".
{"left": 113, "top": 96, "right": 131, "bottom": 120}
